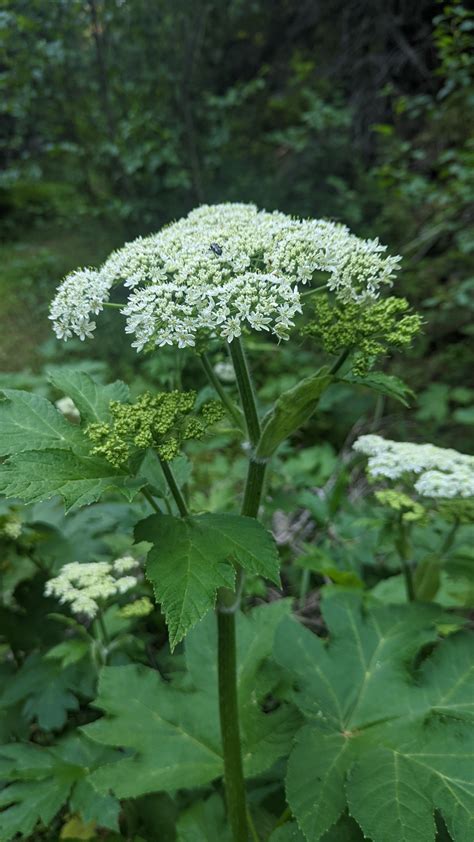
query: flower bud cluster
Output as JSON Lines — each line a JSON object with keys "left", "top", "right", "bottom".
{"left": 375, "top": 489, "right": 426, "bottom": 522}
{"left": 49, "top": 203, "right": 401, "bottom": 350}
{"left": 44, "top": 557, "right": 140, "bottom": 619}
{"left": 118, "top": 596, "right": 154, "bottom": 618}
{"left": 304, "top": 295, "right": 421, "bottom": 374}
{"left": 86, "top": 390, "right": 224, "bottom": 467}
{"left": 354, "top": 435, "right": 474, "bottom": 499}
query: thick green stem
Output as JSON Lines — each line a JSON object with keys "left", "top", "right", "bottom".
{"left": 217, "top": 337, "right": 266, "bottom": 841}
{"left": 217, "top": 611, "right": 249, "bottom": 842}
{"left": 229, "top": 337, "right": 261, "bottom": 446}
{"left": 158, "top": 457, "right": 188, "bottom": 517}
{"left": 199, "top": 352, "right": 244, "bottom": 429}
{"left": 242, "top": 457, "right": 267, "bottom": 518}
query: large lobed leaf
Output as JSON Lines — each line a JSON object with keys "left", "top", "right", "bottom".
{"left": 136, "top": 512, "right": 281, "bottom": 648}
{"left": 274, "top": 593, "right": 474, "bottom": 842}
{"left": 83, "top": 601, "right": 298, "bottom": 798}
{"left": 0, "top": 736, "right": 119, "bottom": 841}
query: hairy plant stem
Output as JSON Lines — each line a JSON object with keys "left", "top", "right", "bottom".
{"left": 199, "top": 352, "right": 244, "bottom": 429}
{"left": 217, "top": 337, "right": 267, "bottom": 841}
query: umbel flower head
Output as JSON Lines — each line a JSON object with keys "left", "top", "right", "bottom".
{"left": 49, "top": 203, "right": 401, "bottom": 351}
{"left": 44, "top": 556, "right": 140, "bottom": 619}
{"left": 354, "top": 435, "right": 474, "bottom": 499}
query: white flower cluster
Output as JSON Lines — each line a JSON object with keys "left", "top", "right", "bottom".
{"left": 354, "top": 435, "right": 474, "bottom": 499}
{"left": 44, "top": 556, "right": 139, "bottom": 619}
{"left": 50, "top": 203, "right": 401, "bottom": 351}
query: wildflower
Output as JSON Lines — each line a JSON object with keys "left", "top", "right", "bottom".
{"left": 44, "top": 558, "right": 140, "bottom": 619}
{"left": 354, "top": 435, "right": 474, "bottom": 499}
{"left": 50, "top": 203, "right": 401, "bottom": 350}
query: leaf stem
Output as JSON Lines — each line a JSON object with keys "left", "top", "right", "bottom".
{"left": 329, "top": 346, "right": 352, "bottom": 376}
{"left": 142, "top": 487, "right": 162, "bottom": 514}
{"left": 158, "top": 458, "right": 189, "bottom": 517}
{"left": 199, "top": 352, "right": 244, "bottom": 430}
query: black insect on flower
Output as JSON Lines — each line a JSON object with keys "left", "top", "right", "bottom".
{"left": 210, "top": 242, "right": 223, "bottom": 256}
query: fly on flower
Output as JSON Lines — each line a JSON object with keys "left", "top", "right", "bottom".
{"left": 210, "top": 242, "right": 223, "bottom": 256}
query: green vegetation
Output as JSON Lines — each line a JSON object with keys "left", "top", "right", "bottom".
{"left": 0, "top": 3, "right": 473, "bottom": 842}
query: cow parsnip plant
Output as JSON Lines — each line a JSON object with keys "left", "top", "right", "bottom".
{"left": 0, "top": 203, "right": 473, "bottom": 842}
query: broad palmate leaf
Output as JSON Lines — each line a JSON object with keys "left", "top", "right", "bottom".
{"left": 48, "top": 369, "right": 129, "bottom": 424}
{"left": 136, "top": 513, "right": 280, "bottom": 648}
{"left": 84, "top": 601, "right": 298, "bottom": 797}
{"left": 274, "top": 593, "right": 474, "bottom": 842}
{"left": 0, "top": 736, "right": 119, "bottom": 841}
{"left": 0, "top": 449, "right": 143, "bottom": 513}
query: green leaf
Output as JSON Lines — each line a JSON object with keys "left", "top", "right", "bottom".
{"left": 274, "top": 593, "right": 474, "bottom": 842}
{"left": 0, "top": 737, "right": 120, "bottom": 841}
{"left": 176, "top": 794, "right": 232, "bottom": 842}
{"left": 83, "top": 602, "right": 297, "bottom": 798}
{"left": 269, "top": 816, "right": 364, "bottom": 842}
{"left": 0, "top": 389, "right": 85, "bottom": 456}
{"left": 136, "top": 513, "right": 280, "bottom": 648}
{"left": 0, "top": 449, "right": 144, "bottom": 512}
{"left": 0, "top": 653, "right": 82, "bottom": 731}
{"left": 48, "top": 369, "right": 130, "bottom": 424}
{"left": 84, "top": 663, "right": 223, "bottom": 798}
{"left": 256, "top": 369, "right": 332, "bottom": 458}
{"left": 269, "top": 825, "right": 306, "bottom": 842}
{"left": 340, "top": 371, "right": 414, "bottom": 406}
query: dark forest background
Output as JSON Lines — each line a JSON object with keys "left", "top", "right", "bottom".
{"left": 1, "top": 0, "right": 473, "bottom": 448}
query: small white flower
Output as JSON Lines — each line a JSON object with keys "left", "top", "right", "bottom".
{"left": 44, "top": 558, "right": 141, "bottom": 619}
{"left": 354, "top": 435, "right": 474, "bottom": 499}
